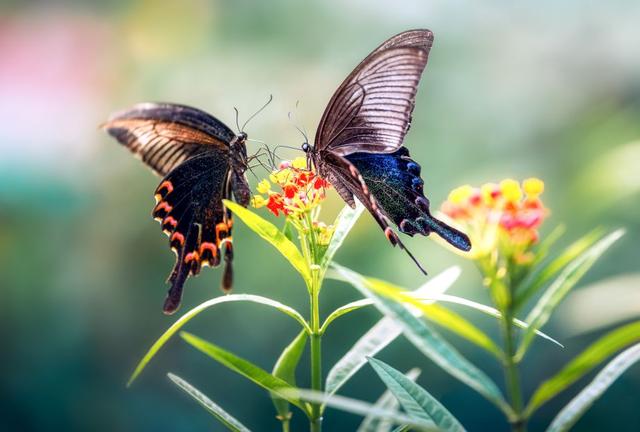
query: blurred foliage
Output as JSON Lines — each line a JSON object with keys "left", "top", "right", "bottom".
{"left": 1, "top": 0, "right": 639, "bottom": 431}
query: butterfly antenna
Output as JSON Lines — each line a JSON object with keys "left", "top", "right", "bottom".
{"left": 241, "top": 94, "right": 273, "bottom": 132}
{"left": 234, "top": 107, "right": 242, "bottom": 134}
{"left": 287, "top": 109, "right": 310, "bottom": 144}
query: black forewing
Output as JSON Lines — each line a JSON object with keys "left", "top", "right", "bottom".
{"left": 314, "top": 30, "right": 433, "bottom": 155}
{"left": 103, "top": 103, "right": 235, "bottom": 176}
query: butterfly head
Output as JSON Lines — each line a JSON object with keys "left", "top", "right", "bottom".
{"left": 301, "top": 141, "right": 316, "bottom": 171}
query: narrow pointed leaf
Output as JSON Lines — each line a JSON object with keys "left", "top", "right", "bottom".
{"left": 518, "top": 230, "right": 624, "bottom": 358}
{"left": 180, "top": 332, "right": 309, "bottom": 414}
{"left": 526, "top": 320, "right": 640, "bottom": 416}
{"left": 291, "top": 389, "right": 437, "bottom": 431}
{"left": 333, "top": 264, "right": 511, "bottom": 416}
{"left": 321, "top": 299, "right": 371, "bottom": 333}
{"left": 530, "top": 224, "right": 566, "bottom": 267}
{"left": 321, "top": 202, "right": 365, "bottom": 271}
{"left": 271, "top": 331, "right": 308, "bottom": 421}
{"left": 168, "top": 373, "right": 251, "bottom": 432}
{"left": 368, "top": 358, "right": 465, "bottom": 432}
{"left": 362, "top": 279, "right": 502, "bottom": 359}
{"left": 358, "top": 368, "right": 421, "bottom": 432}
{"left": 546, "top": 343, "right": 640, "bottom": 432}
{"left": 515, "top": 228, "right": 605, "bottom": 310}
{"left": 325, "top": 267, "right": 461, "bottom": 397}
{"left": 128, "top": 294, "right": 309, "bottom": 386}
{"left": 224, "top": 200, "right": 311, "bottom": 284}
{"left": 430, "top": 294, "right": 562, "bottom": 348}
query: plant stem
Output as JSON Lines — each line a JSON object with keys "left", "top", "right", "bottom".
{"left": 501, "top": 309, "right": 526, "bottom": 432}
{"left": 309, "top": 272, "right": 322, "bottom": 432}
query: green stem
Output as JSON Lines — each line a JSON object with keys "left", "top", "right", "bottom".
{"left": 501, "top": 309, "right": 526, "bottom": 432}
{"left": 309, "top": 270, "right": 322, "bottom": 432}
{"left": 280, "top": 418, "right": 291, "bottom": 432}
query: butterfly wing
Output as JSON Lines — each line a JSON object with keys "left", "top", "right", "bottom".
{"left": 314, "top": 29, "right": 433, "bottom": 155}
{"left": 103, "top": 102, "right": 236, "bottom": 176}
{"left": 344, "top": 149, "right": 471, "bottom": 251}
{"left": 104, "top": 103, "right": 245, "bottom": 314}
{"left": 154, "top": 153, "right": 237, "bottom": 314}
{"left": 312, "top": 30, "right": 470, "bottom": 270}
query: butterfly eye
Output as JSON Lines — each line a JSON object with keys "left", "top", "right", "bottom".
{"left": 302, "top": 142, "right": 310, "bottom": 153}
{"left": 239, "top": 132, "right": 248, "bottom": 141}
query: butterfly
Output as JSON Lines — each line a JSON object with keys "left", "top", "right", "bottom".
{"left": 302, "top": 29, "right": 472, "bottom": 272}
{"left": 103, "top": 103, "right": 253, "bottom": 314}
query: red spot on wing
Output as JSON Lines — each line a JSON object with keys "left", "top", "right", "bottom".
{"left": 184, "top": 251, "right": 200, "bottom": 264}
{"left": 154, "top": 201, "right": 173, "bottom": 219}
{"left": 384, "top": 227, "right": 398, "bottom": 246}
{"left": 156, "top": 180, "right": 174, "bottom": 196}
{"left": 170, "top": 231, "right": 185, "bottom": 247}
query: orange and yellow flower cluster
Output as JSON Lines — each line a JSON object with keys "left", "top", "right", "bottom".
{"left": 252, "top": 157, "right": 330, "bottom": 218}
{"left": 440, "top": 178, "right": 547, "bottom": 261}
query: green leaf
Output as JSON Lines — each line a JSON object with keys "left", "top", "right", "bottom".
{"left": 546, "top": 343, "right": 640, "bottom": 432}
{"left": 320, "top": 299, "right": 371, "bottom": 334}
{"left": 530, "top": 224, "right": 566, "bottom": 267}
{"left": 368, "top": 358, "right": 465, "bottom": 432}
{"left": 517, "top": 229, "right": 624, "bottom": 359}
{"left": 430, "top": 294, "right": 562, "bottom": 348}
{"left": 321, "top": 202, "right": 365, "bottom": 272}
{"left": 291, "top": 389, "right": 437, "bottom": 431}
{"left": 363, "top": 279, "right": 503, "bottom": 359}
{"left": 282, "top": 220, "right": 296, "bottom": 243}
{"left": 271, "top": 331, "right": 308, "bottom": 422}
{"left": 526, "top": 320, "right": 640, "bottom": 416}
{"left": 167, "top": 373, "right": 251, "bottom": 432}
{"left": 332, "top": 264, "right": 512, "bottom": 417}
{"left": 180, "top": 331, "right": 310, "bottom": 414}
{"left": 325, "top": 267, "right": 461, "bottom": 397}
{"left": 223, "top": 200, "right": 311, "bottom": 285}
{"left": 128, "top": 294, "right": 309, "bottom": 386}
{"left": 515, "top": 228, "right": 605, "bottom": 310}
{"left": 357, "top": 368, "right": 421, "bottom": 432}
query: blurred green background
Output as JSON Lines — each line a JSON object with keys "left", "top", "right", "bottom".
{"left": 1, "top": 0, "right": 639, "bottom": 430}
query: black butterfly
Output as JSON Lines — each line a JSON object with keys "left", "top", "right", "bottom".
{"left": 103, "top": 103, "right": 252, "bottom": 314}
{"left": 303, "top": 29, "right": 471, "bottom": 272}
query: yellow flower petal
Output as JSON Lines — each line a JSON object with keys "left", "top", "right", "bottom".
{"left": 448, "top": 185, "right": 473, "bottom": 204}
{"left": 256, "top": 179, "right": 271, "bottom": 194}
{"left": 481, "top": 183, "right": 499, "bottom": 206}
{"left": 523, "top": 177, "right": 544, "bottom": 197}
{"left": 292, "top": 157, "right": 307, "bottom": 169}
{"left": 500, "top": 179, "right": 522, "bottom": 202}
{"left": 251, "top": 195, "right": 267, "bottom": 208}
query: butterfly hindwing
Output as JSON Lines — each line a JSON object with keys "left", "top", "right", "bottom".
{"left": 153, "top": 152, "right": 237, "bottom": 314}
{"left": 345, "top": 148, "right": 471, "bottom": 251}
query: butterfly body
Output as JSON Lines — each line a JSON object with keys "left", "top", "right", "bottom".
{"left": 304, "top": 29, "right": 471, "bottom": 272}
{"left": 104, "top": 103, "right": 250, "bottom": 314}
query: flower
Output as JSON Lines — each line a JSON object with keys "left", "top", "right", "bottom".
{"left": 312, "top": 221, "right": 335, "bottom": 246}
{"left": 440, "top": 178, "right": 548, "bottom": 262}
{"left": 251, "top": 157, "right": 330, "bottom": 218}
